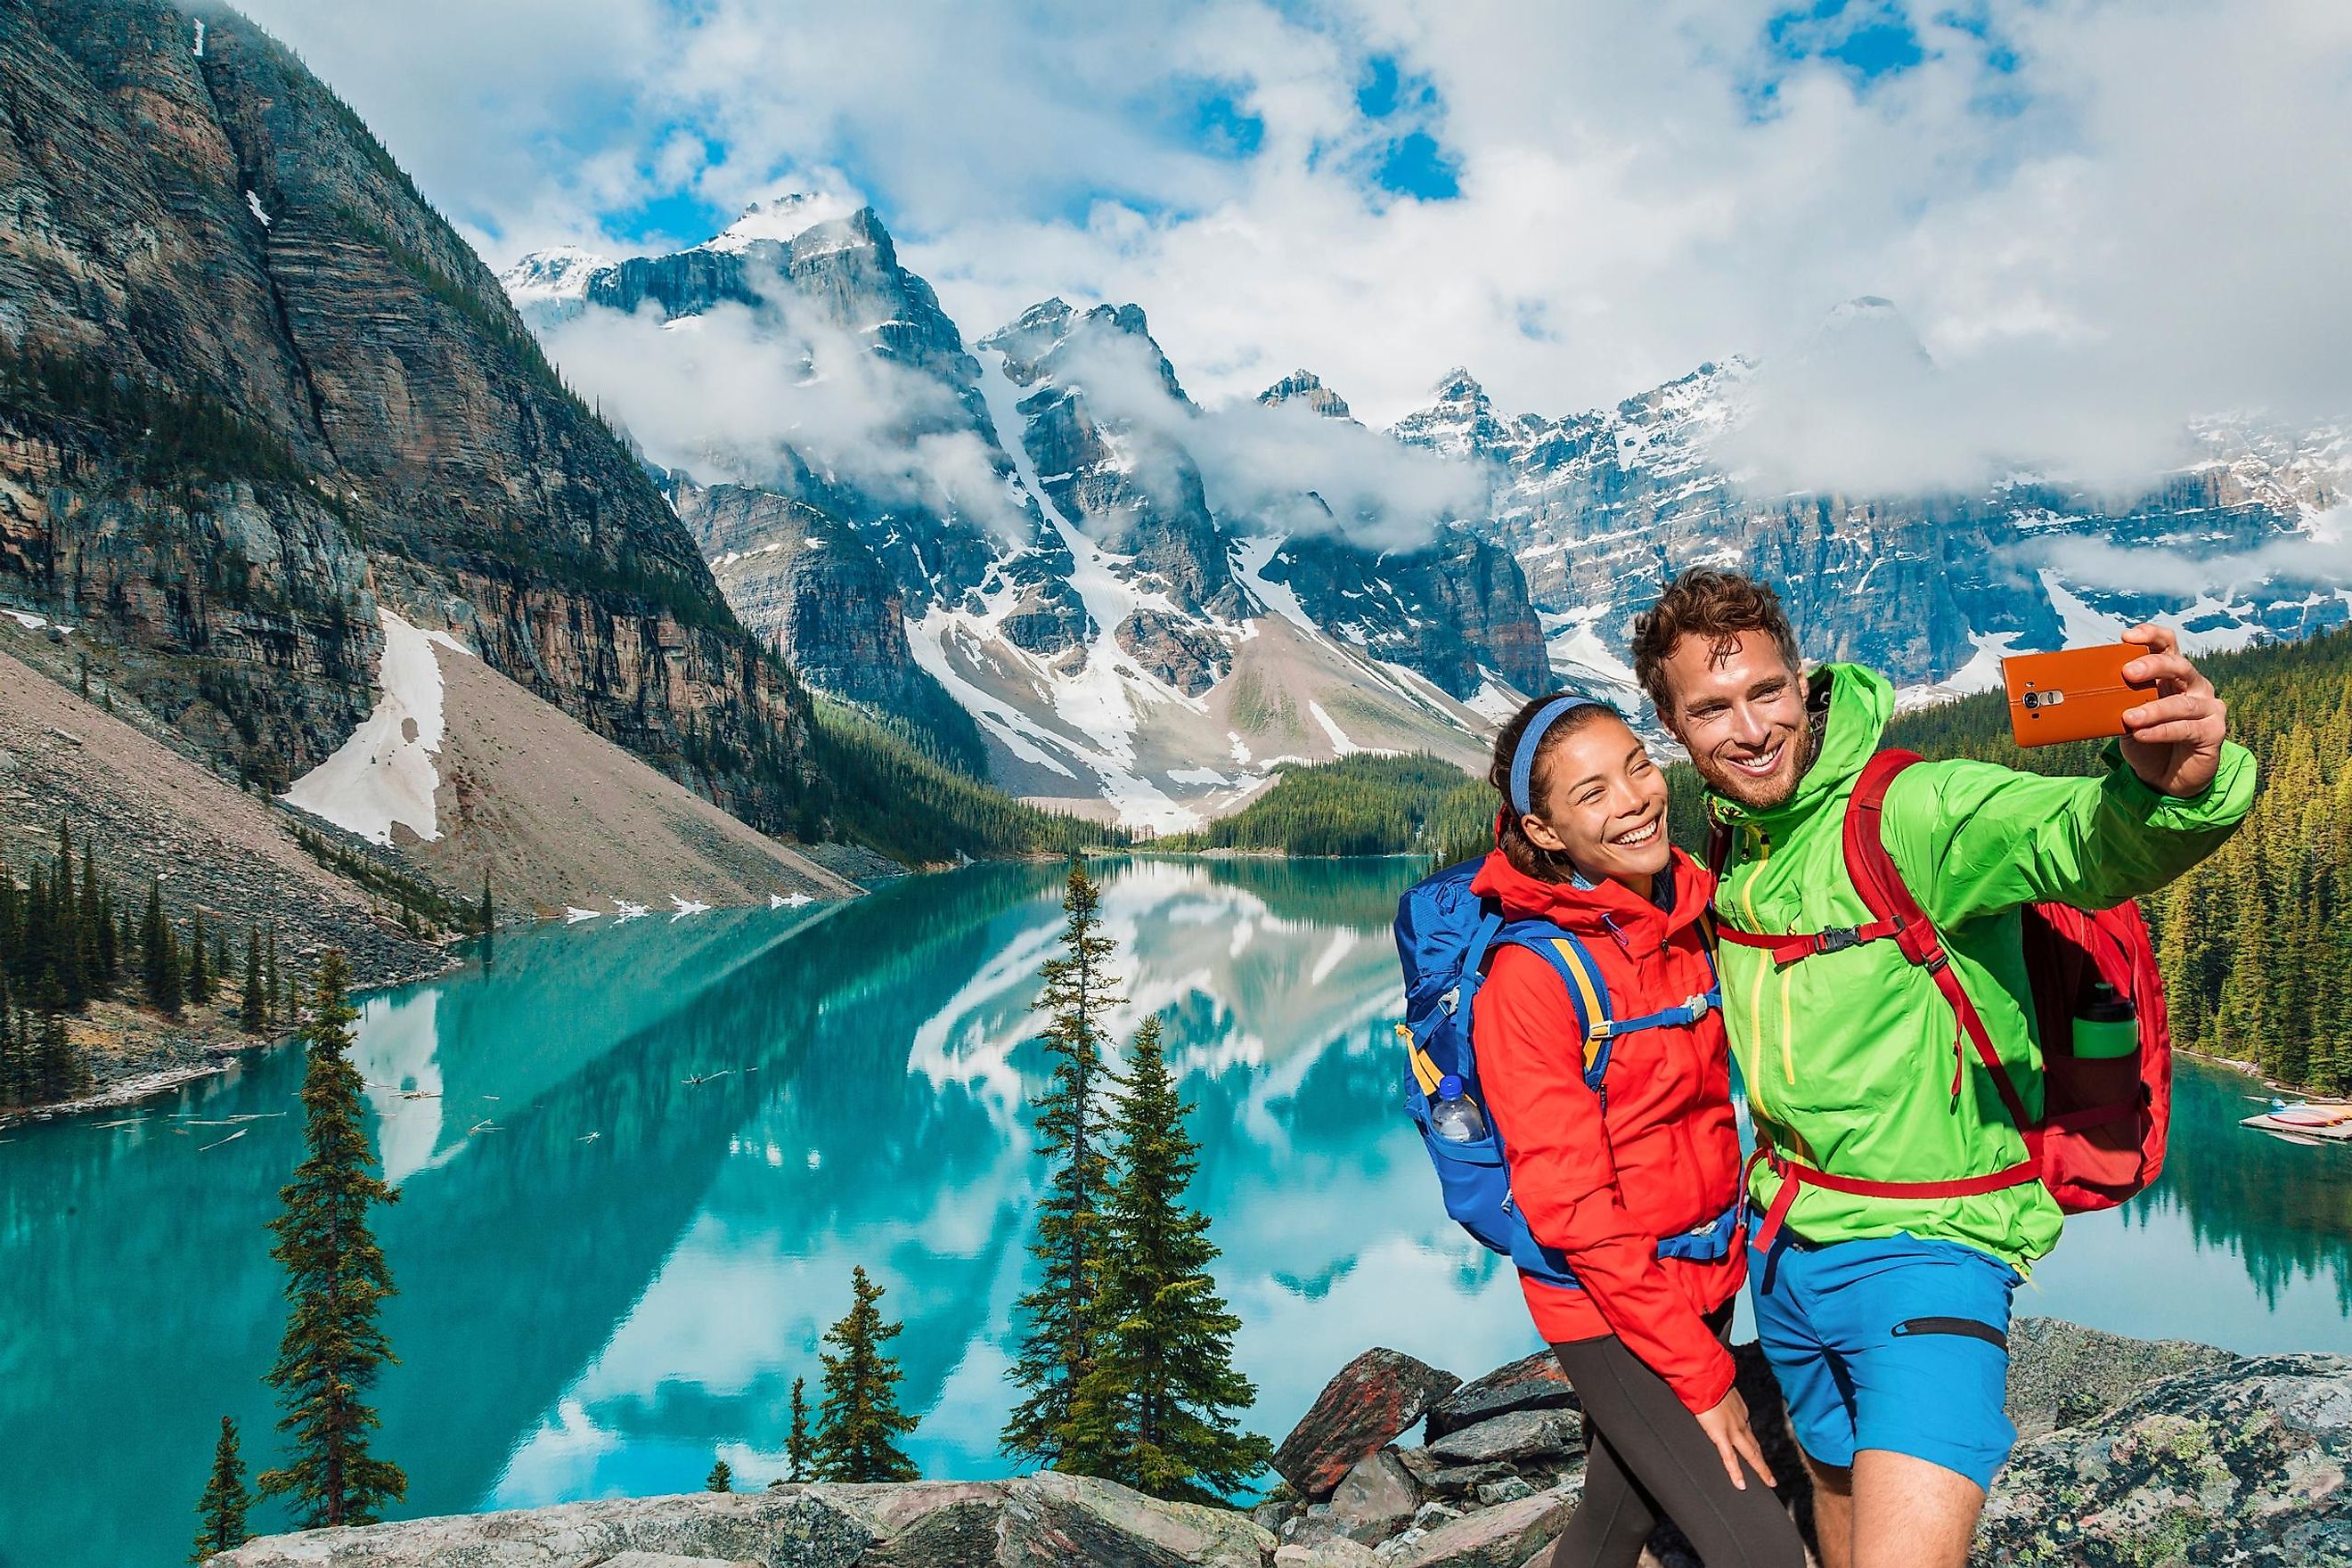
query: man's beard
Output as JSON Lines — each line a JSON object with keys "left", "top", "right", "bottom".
{"left": 1707, "top": 720, "right": 1817, "bottom": 813}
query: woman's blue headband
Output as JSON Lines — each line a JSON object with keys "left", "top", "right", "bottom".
{"left": 1507, "top": 695, "right": 1611, "bottom": 818}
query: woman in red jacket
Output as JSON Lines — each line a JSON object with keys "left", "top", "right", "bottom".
{"left": 1472, "top": 695, "right": 1802, "bottom": 1568}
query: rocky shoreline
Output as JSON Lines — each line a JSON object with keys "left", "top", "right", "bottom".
{"left": 216, "top": 1318, "right": 2351, "bottom": 1567}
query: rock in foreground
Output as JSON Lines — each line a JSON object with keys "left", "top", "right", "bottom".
{"left": 1271, "top": 1349, "right": 1462, "bottom": 1499}
{"left": 214, "top": 1478, "right": 1274, "bottom": 1568}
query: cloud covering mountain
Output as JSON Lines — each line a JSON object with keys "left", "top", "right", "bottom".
{"left": 234, "top": 0, "right": 2352, "bottom": 504}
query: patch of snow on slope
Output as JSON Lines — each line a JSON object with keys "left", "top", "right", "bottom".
{"left": 1231, "top": 535, "right": 1320, "bottom": 637}
{"left": 2038, "top": 570, "right": 2129, "bottom": 648}
{"left": 1894, "top": 631, "right": 2021, "bottom": 712}
{"left": 245, "top": 191, "right": 271, "bottom": 228}
{"left": 903, "top": 610, "right": 1076, "bottom": 777}
{"left": 1541, "top": 608, "right": 1645, "bottom": 711}
{"left": 282, "top": 609, "right": 468, "bottom": 845}
{"left": 2038, "top": 570, "right": 2265, "bottom": 656}
{"left": 1465, "top": 676, "right": 1521, "bottom": 723}
{"left": 1308, "top": 701, "right": 1364, "bottom": 756}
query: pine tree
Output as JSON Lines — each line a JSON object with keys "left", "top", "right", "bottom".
{"left": 77, "top": 845, "right": 105, "bottom": 1000}
{"left": 32, "top": 976, "right": 80, "bottom": 1102}
{"left": 1002, "top": 856, "right": 1123, "bottom": 1466}
{"left": 0, "top": 973, "right": 18, "bottom": 1108}
{"left": 187, "top": 910, "right": 213, "bottom": 1006}
{"left": 705, "top": 1458, "right": 733, "bottom": 1493}
{"left": 477, "top": 868, "right": 494, "bottom": 962}
{"left": 787, "top": 1376, "right": 813, "bottom": 1482}
{"left": 257, "top": 951, "right": 407, "bottom": 1527}
{"left": 241, "top": 928, "right": 268, "bottom": 1033}
{"left": 189, "top": 1415, "right": 251, "bottom": 1562}
{"left": 1066, "top": 1016, "right": 1270, "bottom": 1501}
{"left": 812, "top": 1266, "right": 919, "bottom": 1482}
{"left": 143, "top": 878, "right": 182, "bottom": 1016}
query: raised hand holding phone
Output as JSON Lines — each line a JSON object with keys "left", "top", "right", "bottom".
{"left": 2115, "top": 623, "right": 2229, "bottom": 798}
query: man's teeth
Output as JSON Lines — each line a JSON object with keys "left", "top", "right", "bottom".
{"left": 1611, "top": 820, "right": 1661, "bottom": 846}
{"left": 1729, "top": 746, "right": 1784, "bottom": 775}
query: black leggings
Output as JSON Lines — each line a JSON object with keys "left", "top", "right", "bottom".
{"left": 1540, "top": 1309, "right": 1807, "bottom": 1568}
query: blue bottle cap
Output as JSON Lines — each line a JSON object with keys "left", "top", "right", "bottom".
{"left": 1437, "top": 1074, "right": 1466, "bottom": 1099}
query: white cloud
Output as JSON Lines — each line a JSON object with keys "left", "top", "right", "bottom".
{"left": 232, "top": 0, "right": 2352, "bottom": 499}
{"left": 538, "top": 282, "right": 1033, "bottom": 538}
{"left": 1031, "top": 322, "right": 1495, "bottom": 550}
{"left": 2037, "top": 504, "right": 2352, "bottom": 600}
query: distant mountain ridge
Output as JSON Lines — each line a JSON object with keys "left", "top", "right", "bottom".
{"left": 504, "top": 214, "right": 2346, "bottom": 828}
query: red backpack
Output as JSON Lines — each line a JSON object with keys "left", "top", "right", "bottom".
{"left": 1714, "top": 749, "right": 2172, "bottom": 1249}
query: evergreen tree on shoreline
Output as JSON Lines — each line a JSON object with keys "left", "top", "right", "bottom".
{"left": 187, "top": 909, "right": 213, "bottom": 1006}
{"left": 787, "top": 1376, "right": 812, "bottom": 1482}
{"left": 0, "top": 974, "right": 19, "bottom": 1107}
{"left": 1068, "top": 1015, "right": 1270, "bottom": 1503}
{"left": 242, "top": 927, "right": 269, "bottom": 1034}
{"left": 705, "top": 1458, "right": 733, "bottom": 1493}
{"left": 812, "top": 1266, "right": 919, "bottom": 1482}
{"left": 258, "top": 950, "right": 407, "bottom": 1527}
{"left": 189, "top": 1415, "right": 251, "bottom": 1562}
{"left": 1002, "top": 856, "right": 1123, "bottom": 1466}
{"left": 143, "top": 877, "right": 182, "bottom": 1017}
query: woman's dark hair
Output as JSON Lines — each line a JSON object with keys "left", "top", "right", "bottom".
{"left": 1487, "top": 694, "right": 1627, "bottom": 882}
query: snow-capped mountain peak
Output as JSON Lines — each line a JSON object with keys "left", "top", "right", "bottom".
{"left": 496, "top": 245, "right": 612, "bottom": 306}
{"left": 699, "top": 192, "right": 866, "bottom": 255}
{"left": 1257, "top": 369, "right": 1353, "bottom": 421}
{"left": 1391, "top": 366, "right": 1507, "bottom": 458}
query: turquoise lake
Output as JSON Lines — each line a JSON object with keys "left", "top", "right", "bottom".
{"left": 2, "top": 855, "right": 2347, "bottom": 1567}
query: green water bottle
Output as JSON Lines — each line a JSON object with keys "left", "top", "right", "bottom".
{"left": 2073, "top": 977, "right": 2138, "bottom": 1059}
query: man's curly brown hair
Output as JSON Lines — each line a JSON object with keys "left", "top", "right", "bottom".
{"left": 1630, "top": 568, "right": 1802, "bottom": 720}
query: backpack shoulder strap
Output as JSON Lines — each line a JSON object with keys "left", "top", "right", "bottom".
{"left": 1842, "top": 749, "right": 2036, "bottom": 1133}
{"left": 1492, "top": 921, "right": 1614, "bottom": 1092}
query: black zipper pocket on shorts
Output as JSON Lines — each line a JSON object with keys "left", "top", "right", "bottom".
{"left": 1891, "top": 1316, "right": 2007, "bottom": 1350}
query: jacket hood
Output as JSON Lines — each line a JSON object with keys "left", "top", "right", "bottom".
{"left": 1709, "top": 662, "right": 1894, "bottom": 836}
{"left": 1471, "top": 844, "right": 1712, "bottom": 954}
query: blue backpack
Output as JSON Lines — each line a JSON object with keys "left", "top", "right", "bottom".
{"left": 1392, "top": 855, "right": 1739, "bottom": 1288}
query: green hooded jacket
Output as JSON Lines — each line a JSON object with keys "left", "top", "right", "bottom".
{"left": 1711, "top": 663, "right": 2258, "bottom": 1270}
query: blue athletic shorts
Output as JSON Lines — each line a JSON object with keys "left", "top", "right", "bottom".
{"left": 1747, "top": 1230, "right": 2021, "bottom": 1491}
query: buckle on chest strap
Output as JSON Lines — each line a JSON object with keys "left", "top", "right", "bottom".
{"left": 1816, "top": 927, "right": 1862, "bottom": 954}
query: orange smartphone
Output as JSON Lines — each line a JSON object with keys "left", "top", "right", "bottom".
{"left": 2002, "top": 643, "right": 2153, "bottom": 747}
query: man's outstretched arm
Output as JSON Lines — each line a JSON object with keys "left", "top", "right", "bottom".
{"left": 1891, "top": 623, "right": 2257, "bottom": 927}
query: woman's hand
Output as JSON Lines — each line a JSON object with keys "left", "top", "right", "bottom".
{"left": 1694, "top": 1387, "right": 1776, "bottom": 1491}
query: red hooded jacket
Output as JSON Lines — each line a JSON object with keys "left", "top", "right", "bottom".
{"left": 1468, "top": 845, "right": 1745, "bottom": 1414}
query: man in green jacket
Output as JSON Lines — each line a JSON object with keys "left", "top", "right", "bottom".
{"left": 1632, "top": 568, "right": 2253, "bottom": 1568}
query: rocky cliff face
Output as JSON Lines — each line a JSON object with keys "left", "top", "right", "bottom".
{"left": 668, "top": 477, "right": 988, "bottom": 772}
{"left": 0, "top": 0, "right": 804, "bottom": 832}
